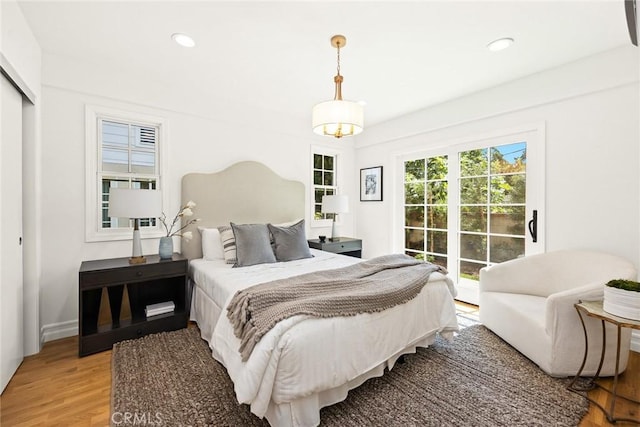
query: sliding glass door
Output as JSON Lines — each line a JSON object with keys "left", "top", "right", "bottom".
{"left": 400, "top": 127, "right": 544, "bottom": 304}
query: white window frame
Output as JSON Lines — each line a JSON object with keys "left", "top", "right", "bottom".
{"left": 394, "top": 123, "right": 546, "bottom": 302}
{"left": 310, "top": 145, "right": 343, "bottom": 228}
{"left": 85, "top": 105, "right": 168, "bottom": 242}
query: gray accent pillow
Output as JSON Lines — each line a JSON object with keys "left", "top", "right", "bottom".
{"left": 267, "top": 219, "right": 312, "bottom": 262}
{"left": 231, "top": 223, "right": 276, "bottom": 267}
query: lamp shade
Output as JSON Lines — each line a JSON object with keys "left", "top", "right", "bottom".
{"left": 312, "top": 100, "right": 363, "bottom": 138}
{"left": 321, "top": 194, "right": 349, "bottom": 214}
{"left": 108, "top": 188, "right": 162, "bottom": 219}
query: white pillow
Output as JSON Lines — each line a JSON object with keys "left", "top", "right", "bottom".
{"left": 199, "top": 227, "right": 224, "bottom": 261}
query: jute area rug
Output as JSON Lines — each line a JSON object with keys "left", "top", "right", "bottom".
{"left": 111, "top": 324, "right": 588, "bottom": 426}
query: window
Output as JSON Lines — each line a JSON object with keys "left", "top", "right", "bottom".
{"left": 312, "top": 152, "right": 337, "bottom": 220}
{"left": 85, "top": 106, "right": 167, "bottom": 242}
{"left": 404, "top": 155, "right": 449, "bottom": 268}
{"left": 458, "top": 143, "right": 527, "bottom": 281}
{"left": 100, "top": 120, "right": 159, "bottom": 230}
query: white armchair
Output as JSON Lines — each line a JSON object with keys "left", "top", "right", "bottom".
{"left": 479, "top": 250, "right": 636, "bottom": 377}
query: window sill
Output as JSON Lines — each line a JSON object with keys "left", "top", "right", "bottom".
{"left": 310, "top": 219, "right": 337, "bottom": 229}
{"left": 85, "top": 229, "right": 165, "bottom": 243}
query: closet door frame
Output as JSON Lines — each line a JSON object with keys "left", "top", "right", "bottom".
{"left": 0, "top": 72, "right": 25, "bottom": 393}
{"left": 1, "top": 55, "right": 40, "bottom": 365}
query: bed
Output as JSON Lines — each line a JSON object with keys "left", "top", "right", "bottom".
{"left": 181, "top": 161, "right": 459, "bottom": 427}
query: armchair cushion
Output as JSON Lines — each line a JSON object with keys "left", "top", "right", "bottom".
{"left": 544, "top": 281, "right": 605, "bottom": 337}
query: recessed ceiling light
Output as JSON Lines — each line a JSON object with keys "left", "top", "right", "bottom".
{"left": 487, "top": 37, "right": 514, "bottom": 52}
{"left": 172, "top": 33, "right": 195, "bottom": 48}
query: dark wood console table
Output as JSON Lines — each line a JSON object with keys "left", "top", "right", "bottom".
{"left": 78, "top": 254, "right": 188, "bottom": 357}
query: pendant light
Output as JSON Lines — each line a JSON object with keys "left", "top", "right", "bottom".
{"left": 312, "top": 35, "right": 363, "bottom": 138}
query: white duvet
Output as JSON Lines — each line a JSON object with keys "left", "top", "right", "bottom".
{"left": 190, "top": 250, "right": 459, "bottom": 426}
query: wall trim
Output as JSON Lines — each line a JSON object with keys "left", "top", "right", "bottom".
{"left": 0, "top": 53, "right": 36, "bottom": 104}
{"left": 40, "top": 320, "right": 78, "bottom": 345}
{"left": 356, "top": 46, "right": 639, "bottom": 149}
{"left": 632, "top": 331, "right": 640, "bottom": 353}
{"left": 357, "top": 80, "right": 636, "bottom": 149}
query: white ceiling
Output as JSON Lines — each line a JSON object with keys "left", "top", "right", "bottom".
{"left": 17, "top": 1, "right": 633, "bottom": 127}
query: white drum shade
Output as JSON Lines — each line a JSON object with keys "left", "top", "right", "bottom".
{"left": 108, "top": 188, "right": 162, "bottom": 219}
{"left": 321, "top": 194, "right": 349, "bottom": 214}
{"left": 312, "top": 100, "right": 363, "bottom": 138}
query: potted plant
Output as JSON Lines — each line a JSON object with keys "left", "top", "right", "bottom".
{"left": 603, "top": 279, "right": 640, "bottom": 320}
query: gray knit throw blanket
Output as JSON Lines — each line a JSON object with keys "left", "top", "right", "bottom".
{"left": 226, "top": 254, "right": 446, "bottom": 361}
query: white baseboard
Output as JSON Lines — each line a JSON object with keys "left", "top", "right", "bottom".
{"left": 632, "top": 330, "right": 640, "bottom": 353}
{"left": 40, "top": 320, "right": 78, "bottom": 344}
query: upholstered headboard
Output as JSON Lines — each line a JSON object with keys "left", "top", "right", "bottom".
{"left": 180, "top": 161, "right": 305, "bottom": 260}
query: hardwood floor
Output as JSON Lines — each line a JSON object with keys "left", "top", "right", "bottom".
{"left": 0, "top": 335, "right": 111, "bottom": 427}
{"left": 1, "top": 316, "right": 638, "bottom": 426}
{"left": 578, "top": 358, "right": 640, "bottom": 426}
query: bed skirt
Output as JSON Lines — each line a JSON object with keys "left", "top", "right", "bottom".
{"left": 191, "top": 280, "right": 455, "bottom": 427}
{"left": 263, "top": 331, "right": 448, "bottom": 427}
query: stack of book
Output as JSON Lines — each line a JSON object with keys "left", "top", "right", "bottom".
{"left": 145, "top": 301, "right": 175, "bottom": 318}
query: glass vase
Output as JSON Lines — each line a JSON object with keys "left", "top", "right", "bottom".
{"left": 159, "top": 236, "right": 173, "bottom": 259}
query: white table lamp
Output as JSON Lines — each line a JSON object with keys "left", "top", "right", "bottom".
{"left": 321, "top": 194, "right": 349, "bottom": 241}
{"left": 108, "top": 188, "right": 162, "bottom": 264}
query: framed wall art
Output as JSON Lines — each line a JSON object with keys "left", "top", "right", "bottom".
{"left": 360, "top": 166, "right": 383, "bottom": 201}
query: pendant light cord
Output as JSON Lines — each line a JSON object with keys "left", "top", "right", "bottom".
{"left": 336, "top": 42, "right": 341, "bottom": 77}
{"left": 333, "top": 41, "right": 343, "bottom": 101}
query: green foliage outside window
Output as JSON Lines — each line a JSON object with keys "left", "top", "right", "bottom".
{"left": 313, "top": 153, "right": 337, "bottom": 220}
{"left": 404, "top": 142, "right": 527, "bottom": 278}
{"left": 404, "top": 156, "right": 448, "bottom": 268}
{"left": 457, "top": 143, "right": 527, "bottom": 279}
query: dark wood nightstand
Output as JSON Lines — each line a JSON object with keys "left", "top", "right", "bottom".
{"left": 308, "top": 237, "right": 362, "bottom": 258}
{"left": 78, "top": 254, "right": 189, "bottom": 357}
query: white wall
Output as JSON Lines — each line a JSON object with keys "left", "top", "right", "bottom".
{"left": 1, "top": 0, "right": 42, "bottom": 356}
{"left": 355, "top": 45, "right": 639, "bottom": 266}
{"left": 23, "top": 27, "right": 640, "bottom": 351}
{"left": 354, "top": 45, "right": 640, "bottom": 351}
{"left": 38, "top": 53, "right": 356, "bottom": 339}
{"left": 0, "top": 1, "right": 40, "bottom": 97}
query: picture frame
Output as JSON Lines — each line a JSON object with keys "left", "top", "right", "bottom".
{"left": 360, "top": 166, "right": 383, "bottom": 201}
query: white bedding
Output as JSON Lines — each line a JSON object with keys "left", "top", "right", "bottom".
{"left": 189, "top": 249, "right": 459, "bottom": 427}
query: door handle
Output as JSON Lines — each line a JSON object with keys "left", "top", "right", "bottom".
{"left": 528, "top": 210, "right": 537, "bottom": 243}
